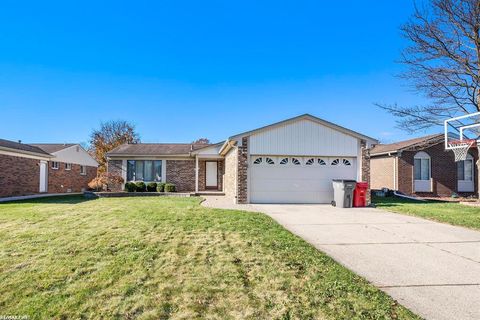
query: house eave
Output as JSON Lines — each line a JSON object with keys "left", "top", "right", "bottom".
{"left": 0, "top": 146, "right": 53, "bottom": 160}
{"left": 106, "top": 153, "right": 193, "bottom": 159}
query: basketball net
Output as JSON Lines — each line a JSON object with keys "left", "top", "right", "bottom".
{"left": 448, "top": 139, "right": 476, "bottom": 162}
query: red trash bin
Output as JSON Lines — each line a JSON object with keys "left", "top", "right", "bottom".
{"left": 353, "top": 182, "right": 368, "bottom": 207}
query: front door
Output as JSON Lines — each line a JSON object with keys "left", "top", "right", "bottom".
{"left": 39, "top": 161, "right": 48, "bottom": 193}
{"left": 206, "top": 161, "right": 218, "bottom": 189}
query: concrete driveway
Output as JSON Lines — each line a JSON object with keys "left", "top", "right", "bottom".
{"left": 202, "top": 197, "right": 480, "bottom": 320}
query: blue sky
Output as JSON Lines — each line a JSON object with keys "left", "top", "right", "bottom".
{"left": 0, "top": 0, "right": 431, "bottom": 145}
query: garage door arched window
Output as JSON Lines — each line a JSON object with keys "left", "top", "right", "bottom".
{"left": 342, "top": 159, "right": 351, "bottom": 166}
{"left": 253, "top": 157, "right": 263, "bottom": 165}
{"left": 318, "top": 158, "right": 327, "bottom": 166}
{"left": 291, "top": 158, "right": 301, "bottom": 165}
{"left": 265, "top": 157, "right": 275, "bottom": 165}
{"left": 331, "top": 159, "right": 340, "bottom": 166}
{"left": 305, "top": 158, "right": 315, "bottom": 165}
{"left": 280, "top": 158, "right": 289, "bottom": 165}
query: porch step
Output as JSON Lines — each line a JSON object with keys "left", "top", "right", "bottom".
{"left": 193, "top": 192, "right": 225, "bottom": 196}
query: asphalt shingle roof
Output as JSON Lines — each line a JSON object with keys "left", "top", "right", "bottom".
{"left": 107, "top": 143, "right": 212, "bottom": 156}
{"left": 0, "top": 139, "right": 52, "bottom": 156}
{"left": 370, "top": 134, "right": 444, "bottom": 155}
{"left": 30, "top": 144, "right": 76, "bottom": 154}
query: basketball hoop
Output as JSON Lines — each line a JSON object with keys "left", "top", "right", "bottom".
{"left": 448, "top": 139, "right": 476, "bottom": 162}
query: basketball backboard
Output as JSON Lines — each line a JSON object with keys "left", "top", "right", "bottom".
{"left": 444, "top": 112, "right": 480, "bottom": 161}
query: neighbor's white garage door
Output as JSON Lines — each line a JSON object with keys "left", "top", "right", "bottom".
{"left": 250, "top": 156, "right": 357, "bottom": 204}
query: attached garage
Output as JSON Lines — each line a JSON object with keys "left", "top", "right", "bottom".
{"left": 219, "top": 114, "right": 378, "bottom": 204}
{"left": 250, "top": 156, "right": 356, "bottom": 203}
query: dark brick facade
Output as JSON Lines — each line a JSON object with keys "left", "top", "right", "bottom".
{"left": 107, "top": 160, "right": 124, "bottom": 191}
{"left": 165, "top": 160, "right": 196, "bottom": 192}
{"left": 372, "top": 143, "right": 478, "bottom": 197}
{"left": 361, "top": 140, "right": 372, "bottom": 204}
{"left": 0, "top": 153, "right": 98, "bottom": 198}
{"left": 237, "top": 137, "right": 249, "bottom": 204}
{"left": 48, "top": 162, "right": 97, "bottom": 193}
{"left": 0, "top": 154, "right": 41, "bottom": 197}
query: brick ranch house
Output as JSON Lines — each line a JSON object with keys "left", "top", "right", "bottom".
{"left": 0, "top": 139, "right": 98, "bottom": 198}
{"left": 107, "top": 114, "right": 377, "bottom": 204}
{"left": 370, "top": 134, "right": 478, "bottom": 197}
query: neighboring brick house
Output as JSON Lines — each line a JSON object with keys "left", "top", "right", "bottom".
{"left": 0, "top": 139, "right": 98, "bottom": 198}
{"left": 370, "top": 134, "right": 478, "bottom": 197}
{"left": 107, "top": 114, "right": 377, "bottom": 204}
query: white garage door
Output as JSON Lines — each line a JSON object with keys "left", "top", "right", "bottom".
{"left": 250, "top": 156, "right": 357, "bottom": 204}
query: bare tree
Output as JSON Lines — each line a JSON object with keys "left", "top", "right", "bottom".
{"left": 89, "top": 120, "right": 140, "bottom": 173}
{"left": 377, "top": 0, "right": 480, "bottom": 133}
{"left": 192, "top": 138, "right": 210, "bottom": 144}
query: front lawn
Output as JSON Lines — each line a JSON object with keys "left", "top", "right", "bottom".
{"left": 0, "top": 196, "right": 417, "bottom": 319}
{"left": 373, "top": 196, "right": 480, "bottom": 230}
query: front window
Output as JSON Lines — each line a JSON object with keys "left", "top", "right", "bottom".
{"left": 127, "top": 160, "right": 162, "bottom": 182}
{"left": 65, "top": 163, "right": 72, "bottom": 170}
{"left": 458, "top": 157, "right": 473, "bottom": 181}
{"left": 80, "top": 165, "right": 87, "bottom": 175}
{"left": 51, "top": 161, "right": 59, "bottom": 169}
{"left": 414, "top": 152, "right": 431, "bottom": 181}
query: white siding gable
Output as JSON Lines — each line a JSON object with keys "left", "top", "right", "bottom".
{"left": 51, "top": 145, "right": 99, "bottom": 167}
{"left": 249, "top": 119, "right": 359, "bottom": 156}
{"left": 195, "top": 144, "right": 223, "bottom": 155}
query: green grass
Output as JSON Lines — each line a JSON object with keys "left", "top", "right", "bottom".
{"left": 0, "top": 196, "right": 418, "bottom": 319}
{"left": 373, "top": 196, "right": 480, "bottom": 230}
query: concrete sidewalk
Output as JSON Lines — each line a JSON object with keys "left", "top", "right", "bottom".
{"left": 202, "top": 196, "right": 480, "bottom": 320}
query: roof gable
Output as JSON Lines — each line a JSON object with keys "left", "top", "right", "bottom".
{"left": 229, "top": 114, "right": 378, "bottom": 143}
{"left": 48, "top": 144, "right": 99, "bottom": 167}
{"left": 30, "top": 143, "right": 76, "bottom": 154}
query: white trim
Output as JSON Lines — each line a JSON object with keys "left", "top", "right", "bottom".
{"left": 0, "top": 148, "right": 52, "bottom": 160}
{"left": 51, "top": 161, "right": 59, "bottom": 170}
{"left": 39, "top": 160, "right": 48, "bottom": 193}
{"left": 195, "top": 155, "right": 199, "bottom": 193}
{"left": 161, "top": 160, "right": 167, "bottom": 183}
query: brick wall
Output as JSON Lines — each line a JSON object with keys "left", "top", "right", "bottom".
{"left": 48, "top": 162, "right": 97, "bottom": 193}
{"left": 361, "top": 140, "right": 372, "bottom": 204}
{"left": 107, "top": 160, "right": 124, "bottom": 191}
{"left": 0, "top": 154, "right": 40, "bottom": 197}
{"left": 398, "top": 143, "right": 478, "bottom": 197}
{"left": 165, "top": 160, "right": 195, "bottom": 192}
{"left": 223, "top": 147, "right": 238, "bottom": 201}
{"left": 237, "top": 137, "right": 248, "bottom": 204}
{"left": 370, "top": 156, "right": 396, "bottom": 190}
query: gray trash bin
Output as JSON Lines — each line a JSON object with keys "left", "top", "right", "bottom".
{"left": 332, "top": 180, "right": 357, "bottom": 208}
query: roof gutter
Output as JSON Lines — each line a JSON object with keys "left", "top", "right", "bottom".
{"left": 219, "top": 139, "right": 238, "bottom": 156}
{"left": 0, "top": 146, "right": 53, "bottom": 159}
{"left": 106, "top": 153, "right": 193, "bottom": 158}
